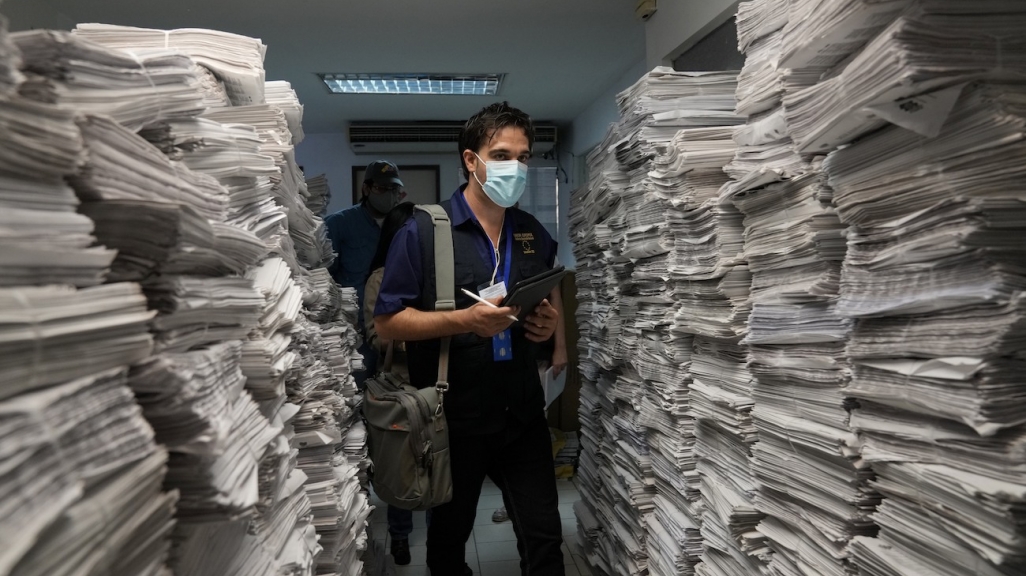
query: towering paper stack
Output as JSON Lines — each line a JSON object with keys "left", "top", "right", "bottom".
{"left": 2, "top": 19, "right": 370, "bottom": 576}
{"left": 571, "top": 68, "right": 744, "bottom": 576}
{"left": 722, "top": 2, "right": 894, "bottom": 575}
{"left": 827, "top": 79, "right": 1026, "bottom": 576}
{"left": 0, "top": 8, "right": 178, "bottom": 574}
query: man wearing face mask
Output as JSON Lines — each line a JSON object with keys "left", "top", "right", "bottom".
{"left": 325, "top": 160, "right": 403, "bottom": 385}
{"left": 375, "top": 102, "right": 564, "bottom": 576}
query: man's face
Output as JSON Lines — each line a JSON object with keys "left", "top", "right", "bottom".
{"left": 364, "top": 182, "right": 401, "bottom": 198}
{"left": 467, "top": 126, "right": 532, "bottom": 177}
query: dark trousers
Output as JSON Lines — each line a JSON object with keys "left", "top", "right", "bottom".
{"left": 426, "top": 415, "right": 564, "bottom": 575}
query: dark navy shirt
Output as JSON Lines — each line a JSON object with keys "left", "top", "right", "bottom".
{"left": 325, "top": 202, "right": 380, "bottom": 327}
{"left": 375, "top": 186, "right": 557, "bottom": 317}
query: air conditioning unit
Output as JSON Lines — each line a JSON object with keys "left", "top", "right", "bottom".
{"left": 349, "top": 121, "right": 558, "bottom": 154}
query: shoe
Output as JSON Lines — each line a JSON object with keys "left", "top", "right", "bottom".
{"left": 390, "top": 537, "right": 411, "bottom": 566}
{"left": 491, "top": 506, "right": 509, "bottom": 523}
{"left": 464, "top": 563, "right": 474, "bottom": 576}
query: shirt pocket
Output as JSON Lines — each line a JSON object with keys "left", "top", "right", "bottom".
{"left": 518, "top": 260, "right": 550, "bottom": 283}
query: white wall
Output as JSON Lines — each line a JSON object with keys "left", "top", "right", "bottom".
{"left": 645, "top": 0, "right": 739, "bottom": 69}
{"left": 552, "top": 57, "right": 647, "bottom": 269}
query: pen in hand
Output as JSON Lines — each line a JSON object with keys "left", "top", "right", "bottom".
{"left": 460, "top": 288, "right": 519, "bottom": 323}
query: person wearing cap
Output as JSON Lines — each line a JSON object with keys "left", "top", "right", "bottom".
{"left": 326, "top": 161, "right": 419, "bottom": 565}
{"left": 325, "top": 159, "right": 404, "bottom": 374}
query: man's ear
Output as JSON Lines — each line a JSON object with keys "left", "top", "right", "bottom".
{"left": 463, "top": 149, "right": 478, "bottom": 177}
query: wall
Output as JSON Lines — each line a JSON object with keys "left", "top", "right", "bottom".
{"left": 3, "top": 0, "right": 76, "bottom": 30}
{"left": 295, "top": 134, "right": 465, "bottom": 216}
{"left": 297, "top": 133, "right": 560, "bottom": 216}
{"left": 673, "top": 16, "right": 745, "bottom": 71}
{"left": 645, "top": 0, "right": 739, "bottom": 69}
{"left": 552, "top": 57, "right": 647, "bottom": 269}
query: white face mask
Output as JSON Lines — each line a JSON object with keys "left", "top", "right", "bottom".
{"left": 473, "top": 153, "right": 528, "bottom": 208}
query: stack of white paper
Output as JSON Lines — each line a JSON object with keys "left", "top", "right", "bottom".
{"left": 143, "top": 276, "right": 263, "bottom": 353}
{"left": 304, "top": 174, "right": 332, "bottom": 217}
{"left": 74, "top": 23, "right": 268, "bottom": 106}
{"left": 0, "top": 97, "right": 118, "bottom": 287}
{"left": 203, "top": 101, "right": 334, "bottom": 270}
{"left": 778, "top": 0, "right": 913, "bottom": 71}
{"left": 614, "top": 68, "right": 742, "bottom": 171}
{"left": 12, "top": 30, "right": 205, "bottom": 132}
{"left": 0, "top": 284, "right": 154, "bottom": 399}
{"left": 129, "top": 341, "right": 248, "bottom": 455}
{"left": 10, "top": 449, "right": 177, "bottom": 576}
{"left": 784, "top": 2, "right": 1026, "bottom": 154}
{"left": 0, "top": 368, "right": 164, "bottom": 575}
{"left": 0, "top": 15, "right": 369, "bottom": 576}
{"left": 823, "top": 80, "right": 1026, "bottom": 576}
{"left": 242, "top": 258, "right": 302, "bottom": 402}
{"left": 572, "top": 67, "right": 754, "bottom": 576}
{"left": 164, "top": 388, "right": 279, "bottom": 521}
{"left": 265, "top": 80, "right": 305, "bottom": 144}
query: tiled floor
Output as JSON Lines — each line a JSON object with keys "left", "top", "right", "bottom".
{"left": 369, "top": 478, "right": 593, "bottom": 576}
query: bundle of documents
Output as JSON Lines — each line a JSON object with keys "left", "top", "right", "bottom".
{"left": 736, "top": 0, "right": 787, "bottom": 54}
{"left": 10, "top": 449, "right": 177, "bottom": 576}
{"left": 242, "top": 258, "right": 302, "bottom": 401}
{"left": 301, "top": 268, "right": 345, "bottom": 324}
{"left": 784, "top": 2, "right": 1026, "bottom": 153}
{"left": 779, "top": 0, "right": 913, "bottom": 71}
{"left": 165, "top": 389, "right": 279, "bottom": 521}
{"left": 691, "top": 338, "right": 765, "bottom": 576}
{"left": 0, "top": 97, "right": 119, "bottom": 287}
{"left": 203, "top": 103, "right": 333, "bottom": 270}
{"left": 74, "top": 23, "right": 268, "bottom": 106}
{"left": 0, "top": 283, "right": 154, "bottom": 399}
{"left": 12, "top": 30, "right": 205, "bottom": 132}
{"left": 735, "top": 32, "right": 784, "bottom": 118}
{"left": 0, "top": 202, "right": 115, "bottom": 288}
{"left": 144, "top": 276, "right": 264, "bottom": 352}
{"left": 304, "top": 174, "right": 332, "bottom": 217}
{"left": 265, "top": 80, "right": 305, "bottom": 144}
{"left": 81, "top": 200, "right": 268, "bottom": 281}
{"left": 0, "top": 95, "right": 81, "bottom": 184}
{"left": 148, "top": 118, "right": 279, "bottom": 181}
{"left": 129, "top": 341, "right": 248, "bottom": 455}
{"left": 72, "top": 114, "right": 227, "bottom": 220}
{"left": 170, "top": 519, "right": 281, "bottom": 576}
{"left": 614, "top": 67, "right": 742, "bottom": 170}
{"left": 0, "top": 368, "right": 163, "bottom": 575}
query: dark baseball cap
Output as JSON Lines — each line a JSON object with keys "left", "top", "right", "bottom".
{"left": 365, "top": 160, "right": 403, "bottom": 187}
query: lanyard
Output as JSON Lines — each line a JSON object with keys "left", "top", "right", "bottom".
{"left": 488, "top": 215, "right": 514, "bottom": 286}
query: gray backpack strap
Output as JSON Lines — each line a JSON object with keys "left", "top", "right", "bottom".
{"left": 414, "top": 205, "right": 454, "bottom": 405}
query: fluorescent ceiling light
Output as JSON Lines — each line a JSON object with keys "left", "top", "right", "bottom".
{"left": 319, "top": 73, "right": 503, "bottom": 95}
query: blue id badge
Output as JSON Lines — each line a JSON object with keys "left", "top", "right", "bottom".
{"left": 493, "top": 328, "right": 513, "bottom": 362}
{"left": 478, "top": 280, "right": 514, "bottom": 363}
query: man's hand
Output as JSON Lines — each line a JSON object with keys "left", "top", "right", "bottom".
{"left": 524, "top": 299, "right": 558, "bottom": 343}
{"left": 464, "top": 297, "right": 519, "bottom": 338}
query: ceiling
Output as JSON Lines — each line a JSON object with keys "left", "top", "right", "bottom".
{"left": 3, "top": 0, "right": 646, "bottom": 133}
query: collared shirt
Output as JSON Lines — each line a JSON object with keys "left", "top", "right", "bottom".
{"left": 325, "top": 202, "right": 380, "bottom": 327}
{"left": 375, "top": 186, "right": 557, "bottom": 317}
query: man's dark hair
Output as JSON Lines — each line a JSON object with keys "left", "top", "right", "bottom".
{"left": 458, "top": 101, "right": 535, "bottom": 180}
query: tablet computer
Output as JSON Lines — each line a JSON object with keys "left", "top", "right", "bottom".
{"left": 501, "top": 265, "right": 567, "bottom": 321}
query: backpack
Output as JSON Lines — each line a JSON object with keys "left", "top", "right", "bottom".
{"left": 362, "top": 204, "right": 453, "bottom": 511}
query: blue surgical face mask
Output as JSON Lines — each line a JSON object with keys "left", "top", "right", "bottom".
{"left": 473, "top": 152, "right": 528, "bottom": 208}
